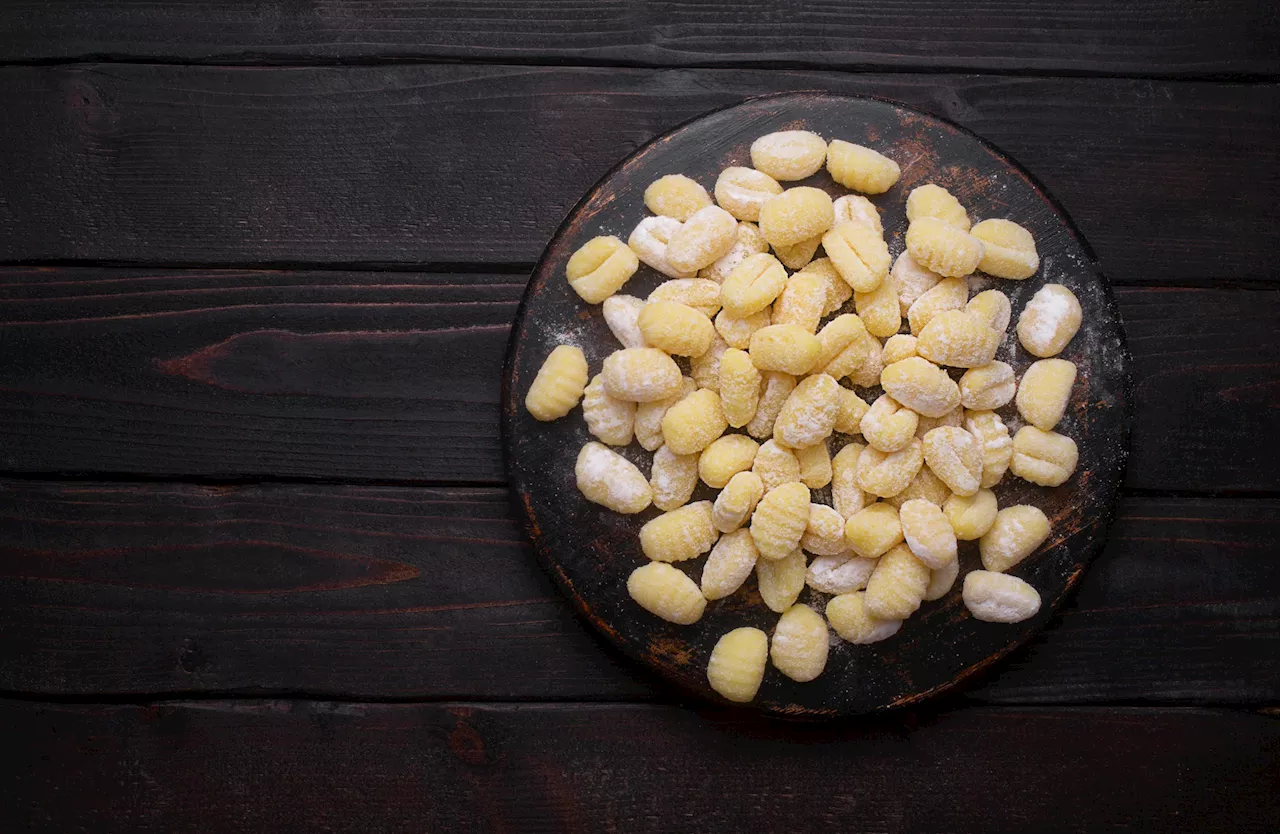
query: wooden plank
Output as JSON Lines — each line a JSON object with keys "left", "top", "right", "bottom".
{"left": 1, "top": 268, "right": 1276, "bottom": 489}
{"left": 1, "top": 1, "right": 1275, "bottom": 77}
{"left": 3, "top": 700, "right": 1278, "bottom": 833}
{"left": 0, "top": 66, "right": 1274, "bottom": 285}
{"left": 0, "top": 481, "right": 1275, "bottom": 705}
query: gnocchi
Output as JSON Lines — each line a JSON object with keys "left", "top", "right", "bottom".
{"left": 649, "top": 278, "right": 723, "bottom": 318}
{"left": 807, "top": 554, "right": 878, "bottom": 595}
{"left": 715, "top": 167, "right": 784, "bottom": 222}
{"left": 826, "top": 591, "right": 902, "bottom": 644}
{"left": 750, "top": 323, "right": 822, "bottom": 375}
{"left": 823, "top": 220, "right": 891, "bottom": 293}
{"left": 907, "top": 276, "right": 969, "bottom": 336}
{"left": 922, "top": 426, "right": 983, "bottom": 497}
{"left": 831, "top": 442, "right": 871, "bottom": 519}
{"left": 746, "top": 372, "right": 797, "bottom": 440}
{"left": 864, "top": 543, "right": 930, "bottom": 620}
{"left": 979, "top": 505, "right": 1050, "bottom": 573}
{"left": 602, "top": 294, "right": 648, "bottom": 349}
{"left": 699, "top": 434, "right": 760, "bottom": 489}
{"left": 905, "top": 217, "right": 984, "bottom": 278}
{"left": 1016, "top": 359, "right": 1076, "bottom": 431}
{"left": 756, "top": 547, "right": 808, "bottom": 612}
{"left": 856, "top": 439, "right": 925, "bottom": 498}
{"left": 712, "top": 471, "right": 765, "bottom": 533}
{"left": 720, "top": 252, "right": 788, "bottom": 318}
{"left": 567, "top": 235, "right": 641, "bottom": 302}
{"left": 651, "top": 444, "right": 699, "bottom": 511}
{"left": 923, "top": 558, "right": 959, "bottom": 602}
{"left": 628, "top": 562, "right": 706, "bottom": 625}
{"left": 773, "top": 234, "right": 823, "bottom": 270}
{"left": 774, "top": 373, "right": 840, "bottom": 448}
{"left": 662, "top": 388, "right": 729, "bottom": 455}
{"left": 752, "top": 439, "right": 802, "bottom": 492}
{"left": 707, "top": 627, "right": 768, "bottom": 703}
{"left": 602, "top": 347, "right": 683, "bottom": 403}
{"left": 965, "top": 409, "right": 1013, "bottom": 489}
{"left": 1017, "top": 284, "right": 1082, "bottom": 358}
{"left": 800, "top": 503, "right": 848, "bottom": 556}
{"left": 644, "top": 174, "right": 712, "bottom": 221}
{"left": 634, "top": 377, "right": 696, "bottom": 451}
{"left": 758, "top": 186, "right": 835, "bottom": 248}
{"left": 943, "top": 489, "right": 998, "bottom": 541}
{"left": 772, "top": 270, "right": 828, "bottom": 333}
{"left": 751, "top": 130, "right": 828, "bottom": 181}
{"left": 880, "top": 357, "right": 961, "bottom": 419}
{"left": 959, "top": 362, "right": 1017, "bottom": 411}
{"left": 718, "top": 348, "right": 763, "bottom": 428}
{"left": 525, "top": 345, "right": 589, "bottom": 421}
{"left": 701, "top": 221, "right": 770, "bottom": 283}
{"left": 826, "top": 139, "right": 900, "bottom": 194}
{"left": 750, "top": 482, "right": 812, "bottom": 561}
{"left": 965, "top": 289, "right": 1012, "bottom": 335}
{"left": 844, "top": 502, "right": 904, "bottom": 559}
{"left": 640, "top": 501, "right": 719, "bottom": 563}
{"left": 796, "top": 441, "right": 833, "bottom": 489}
{"left": 583, "top": 373, "right": 636, "bottom": 446}
{"left": 906, "top": 184, "right": 970, "bottom": 231}
{"left": 796, "top": 257, "right": 853, "bottom": 315}
{"left": 1011, "top": 426, "right": 1079, "bottom": 487}
{"left": 770, "top": 603, "right": 829, "bottom": 682}
{"left": 666, "top": 205, "right": 739, "bottom": 274}
{"left": 890, "top": 252, "right": 943, "bottom": 316}
{"left": 576, "top": 442, "right": 652, "bottom": 514}
{"left": 963, "top": 570, "right": 1042, "bottom": 623}
{"left": 916, "top": 309, "right": 1000, "bottom": 368}
{"left": 637, "top": 300, "right": 715, "bottom": 357}
{"left": 701, "top": 528, "right": 760, "bottom": 600}
{"left": 860, "top": 394, "right": 919, "bottom": 453}
{"left": 971, "top": 218, "right": 1039, "bottom": 280}
{"left": 629, "top": 216, "right": 695, "bottom": 280}
{"left": 898, "top": 498, "right": 958, "bottom": 569}
{"left": 833, "top": 194, "right": 883, "bottom": 232}
{"left": 715, "top": 307, "right": 772, "bottom": 351}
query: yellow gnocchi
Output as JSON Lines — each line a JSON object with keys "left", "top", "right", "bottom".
{"left": 628, "top": 562, "right": 707, "bottom": 625}
{"left": 774, "top": 373, "right": 840, "bottom": 448}
{"left": 890, "top": 252, "right": 943, "bottom": 316}
{"left": 807, "top": 554, "right": 878, "bottom": 595}
{"left": 602, "top": 294, "right": 648, "bottom": 349}
{"left": 796, "top": 442, "right": 833, "bottom": 489}
{"left": 649, "top": 277, "right": 723, "bottom": 318}
{"left": 826, "top": 139, "right": 900, "bottom": 194}
{"left": 602, "top": 347, "right": 683, "bottom": 403}
{"left": 756, "top": 547, "right": 808, "bottom": 612}
{"left": 963, "top": 570, "right": 1042, "bottom": 623}
{"left": 525, "top": 345, "right": 589, "bottom": 421}
{"left": 566, "top": 235, "right": 642, "bottom": 303}
{"left": 758, "top": 186, "right": 834, "bottom": 249}
{"left": 833, "top": 194, "right": 883, "bottom": 232}
{"left": 823, "top": 220, "right": 891, "bottom": 293}
{"left": 905, "top": 216, "right": 984, "bottom": 278}
{"left": 831, "top": 442, "right": 871, "bottom": 519}
{"left": 667, "top": 205, "right": 740, "bottom": 274}
{"left": 575, "top": 442, "right": 653, "bottom": 514}
{"left": 752, "top": 439, "right": 802, "bottom": 492}
{"left": 707, "top": 627, "right": 768, "bottom": 703}
{"left": 718, "top": 348, "right": 763, "bottom": 428}
{"left": 773, "top": 234, "right": 822, "bottom": 270}
{"left": 959, "top": 362, "right": 1017, "bottom": 411}
{"left": 750, "top": 481, "right": 812, "bottom": 561}
{"left": 720, "top": 252, "right": 788, "bottom": 318}
{"left": 815, "top": 314, "right": 881, "bottom": 384}
{"left": 714, "top": 167, "right": 784, "bottom": 222}
{"left": 922, "top": 426, "right": 983, "bottom": 497}
{"left": 979, "top": 505, "right": 1050, "bottom": 572}
{"left": 751, "top": 130, "right": 828, "bottom": 181}
{"left": 640, "top": 501, "right": 718, "bottom": 563}
{"left": 1016, "top": 358, "right": 1076, "bottom": 431}
{"left": 880, "top": 357, "right": 961, "bottom": 419}
{"left": 800, "top": 503, "right": 848, "bottom": 556}
{"left": 965, "top": 409, "right": 1014, "bottom": 489}
{"left": 750, "top": 323, "right": 822, "bottom": 375}
{"left": 855, "top": 275, "right": 902, "bottom": 338}
{"left": 583, "top": 373, "right": 636, "bottom": 446}
{"left": 629, "top": 216, "right": 696, "bottom": 280}
{"left": 884, "top": 465, "right": 951, "bottom": 509}
{"left": 844, "top": 502, "right": 904, "bottom": 559}
{"left": 860, "top": 394, "right": 919, "bottom": 453}
{"left": 898, "top": 498, "right": 957, "bottom": 569}
{"left": 700, "top": 221, "right": 770, "bottom": 283}
{"left": 923, "top": 559, "right": 959, "bottom": 602}
{"left": 914, "top": 405, "right": 964, "bottom": 439}
{"left": 773, "top": 271, "right": 829, "bottom": 333}
{"left": 770, "top": 603, "right": 829, "bottom": 682}
{"left": 715, "top": 307, "right": 772, "bottom": 351}
{"left": 689, "top": 333, "right": 729, "bottom": 391}
{"left": 796, "top": 257, "right": 853, "bottom": 315}
{"left": 661, "top": 388, "right": 728, "bottom": 455}
{"left": 965, "top": 289, "right": 1012, "bottom": 335}
{"left": 881, "top": 334, "right": 919, "bottom": 367}
{"left": 906, "top": 184, "right": 971, "bottom": 231}
{"left": 1017, "top": 284, "right": 1082, "bottom": 358}
{"left": 972, "top": 218, "right": 1039, "bottom": 280}
{"left": 644, "top": 174, "right": 712, "bottom": 221}
{"left": 745, "top": 371, "right": 797, "bottom": 440}
{"left": 864, "top": 543, "right": 930, "bottom": 620}
{"left": 856, "top": 439, "right": 925, "bottom": 499}
{"left": 637, "top": 300, "right": 715, "bottom": 357}
{"left": 699, "top": 434, "right": 760, "bottom": 488}
{"left": 834, "top": 387, "right": 871, "bottom": 435}
{"left": 712, "top": 470, "right": 765, "bottom": 533}
{"left": 634, "top": 377, "right": 696, "bottom": 451}
{"left": 943, "top": 489, "right": 999, "bottom": 541}
{"left": 907, "top": 276, "right": 969, "bottom": 335}
{"left": 1011, "top": 426, "right": 1079, "bottom": 487}
{"left": 650, "top": 444, "right": 699, "bottom": 511}
{"left": 916, "top": 309, "right": 1000, "bottom": 368}
{"left": 826, "top": 591, "right": 902, "bottom": 644}
{"left": 701, "top": 528, "right": 759, "bottom": 600}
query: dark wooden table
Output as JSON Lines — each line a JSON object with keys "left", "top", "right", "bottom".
{"left": 1, "top": 4, "right": 1277, "bottom": 831}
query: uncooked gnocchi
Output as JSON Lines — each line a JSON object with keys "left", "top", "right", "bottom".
{"left": 567, "top": 235, "right": 641, "bottom": 302}
{"left": 715, "top": 167, "right": 784, "bottom": 222}
{"left": 628, "top": 562, "right": 706, "bottom": 625}
{"left": 758, "top": 187, "right": 834, "bottom": 249}
{"left": 712, "top": 471, "right": 765, "bottom": 533}
{"left": 707, "top": 627, "right": 768, "bottom": 702}
{"left": 826, "top": 140, "right": 900, "bottom": 194}
{"left": 963, "top": 570, "right": 1041, "bottom": 623}
{"left": 576, "top": 442, "right": 652, "bottom": 514}
{"left": 751, "top": 482, "right": 812, "bottom": 561}
{"left": 638, "top": 300, "right": 715, "bottom": 357}
{"left": 1016, "top": 359, "right": 1076, "bottom": 431}
{"left": 666, "top": 205, "right": 739, "bottom": 274}
{"left": 644, "top": 174, "right": 712, "bottom": 221}
{"left": 1017, "top": 284, "right": 1082, "bottom": 358}
{"left": 826, "top": 591, "right": 902, "bottom": 644}
{"left": 972, "top": 219, "right": 1039, "bottom": 280}
{"left": 699, "top": 433, "right": 760, "bottom": 488}
{"left": 770, "top": 603, "right": 829, "bottom": 682}
{"left": 525, "top": 345, "right": 589, "bottom": 421}
{"left": 641, "top": 501, "right": 718, "bottom": 563}
{"left": 661, "top": 388, "right": 728, "bottom": 455}
{"left": 1011, "top": 426, "right": 1079, "bottom": 487}
{"left": 774, "top": 373, "right": 840, "bottom": 448}
{"left": 701, "top": 528, "right": 759, "bottom": 600}
{"left": 905, "top": 217, "right": 984, "bottom": 279}
{"left": 751, "top": 130, "right": 828, "bottom": 181}
{"left": 979, "top": 505, "right": 1050, "bottom": 573}
{"left": 823, "top": 220, "right": 891, "bottom": 293}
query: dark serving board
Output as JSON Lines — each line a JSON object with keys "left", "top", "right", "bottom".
{"left": 501, "top": 92, "right": 1131, "bottom": 718}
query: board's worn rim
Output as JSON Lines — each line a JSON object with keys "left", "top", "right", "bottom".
{"left": 501, "top": 91, "right": 1132, "bottom": 719}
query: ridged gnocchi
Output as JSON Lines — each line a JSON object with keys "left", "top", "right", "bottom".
{"left": 661, "top": 388, "right": 728, "bottom": 455}
{"left": 707, "top": 627, "right": 768, "bottom": 703}
{"left": 979, "top": 505, "right": 1050, "bottom": 573}
{"left": 758, "top": 186, "right": 835, "bottom": 249}
{"left": 823, "top": 220, "right": 891, "bottom": 293}
{"left": 826, "top": 140, "right": 900, "bottom": 194}
{"left": 864, "top": 543, "right": 930, "bottom": 620}
{"left": 752, "top": 439, "right": 802, "bottom": 492}
{"left": 712, "top": 471, "right": 765, "bottom": 533}
{"left": 701, "top": 528, "right": 759, "bottom": 600}
{"left": 751, "top": 130, "right": 828, "bottom": 181}
{"left": 774, "top": 373, "right": 840, "bottom": 448}
{"left": 916, "top": 309, "right": 1000, "bottom": 368}
{"left": 567, "top": 235, "right": 641, "bottom": 302}
{"left": 644, "top": 174, "right": 712, "bottom": 221}
{"left": 666, "top": 205, "right": 739, "bottom": 274}
{"left": 905, "top": 217, "right": 984, "bottom": 278}
{"left": 770, "top": 604, "right": 829, "bottom": 682}
{"left": 628, "top": 562, "right": 706, "bottom": 624}
{"left": 718, "top": 348, "right": 763, "bottom": 428}
{"left": 922, "top": 426, "right": 983, "bottom": 497}
{"left": 971, "top": 219, "right": 1039, "bottom": 280}
{"left": 959, "top": 362, "right": 1017, "bottom": 411}
{"left": 721, "top": 252, "right": 788, "bottom": 318}
{"left": 1016, "top": 359, "right": 1076, "bottom": 431}
{"left": 1011, "top": 426, "right": 1079, "bottom": 487}
{"left": 699, "top": 433, "right": 760, "bottom": 488}
{"left": 641, "top": 501, "right": 718, "bottom": 563}
{"left": 715, "top": 168, "right": 784, "bottom": 222}
{"left": 750, "top": 482, "right": 811, "bottom": 561}
{"left": 525, "top": 345, "right": 589, "bottom": 420}
{"left": 756, "top": 547, "right": 808, "bottom": 612}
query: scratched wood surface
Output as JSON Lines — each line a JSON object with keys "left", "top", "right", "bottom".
{"left": 503, "top": 92, "right": 1129, "bottom": 716}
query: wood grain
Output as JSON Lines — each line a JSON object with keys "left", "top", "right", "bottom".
{"left": 1, "top": 267, "right": 1275, "bottom": 490}
{"left": 0, "top": 481, "right": 1275, "bottom": 705}
{"left": 0, "top": 66, "right": 1275, "bottom": 286}
{"left": 4, "top": 700, "right": 1278, "bottom": 833}
{"left": 1, "top": 1, "right": 1275, "bottom": 77}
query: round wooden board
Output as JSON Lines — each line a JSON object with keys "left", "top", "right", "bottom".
{"left": 501, "top": 92, "right": 1131, "bottom": 718}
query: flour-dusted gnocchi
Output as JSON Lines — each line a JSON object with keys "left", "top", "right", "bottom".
{"left": 701, "top": 221, "right": 770, "bottom": 283}
{"left": 807, "top": 554, "right": 878, "bottom": 595}
{"left": 979, "top": 505, "right": 1050, "bottom": 573}
{"left": 583, "top": 373, "right": 636, "bottom": 446}
{"left": 644, "top": 174, "right": 712, "bottom": 221}
{"left": 1016, "top": 358, "right": 1077, "bottom": 431}
{"left": 965, "top": 409, "right": 1014, "bottom": 489}
{"left": 715, "top": 167, "right": 784, "bottom": 222}
{"left": 880, "top": 357, "right": 961, "bottom": 419}
{"left": 884, "top": 465, "right": 951, "bottom": 509}
{"left": 965, "top": 289, "right": 1012, "bottom": 335}
{"left": 1017, "top": 284, "right": 1082, "bottom": 358}
{"left": 525, "top": 345, "right": 589, "bottom": 421}
{"left": 923, "top": 558, "right": 960, "bottom": 602}
{"left": 773, "top": 234, "right": 823, "bottom": 271}
{"left": 959, "top": 362, "right": 1017, "bottom": 411}
{"left": 823, "top": 220, "right": 892, "bottom": 293}
{"left": 890, "top": 252, "right": 943, "bottom": 316}
{"left": 629, "top": 216, "right": 696, "bottom": 280}
{"left": 746, "top": 371, "right": 797, "bottom": 439}
{"left": 1011, "top": 426, "right": 1079, "bottom": 487}
{"left": 855, "top": 275, "right": 902, "bottom": 338}
{"left": 833, "top": 194, "right": 883, "bottom": 232}
{"left": 844, "top": 502, "right": 904, "bottom": 559}
{"left": 638, "top": 300, "right": 715, "bottom": 357}
{"left": 827, "top": 442, "right": 865, "bottom": 515}
{"left": 860, "top": 394, "right": 919, "bottom": 453}
{"left": 689, "top": 332, "right": 729, "bottom": 391}
{"left": 634, "top": 377, "right": 696, "bottom": 451}
{"left": 750, "top": 323, "right": 823, "bottom": 375}
{"left": 649, "top": 277, "right": 723, "bottom": 318}
{"left": 715, "top": 307, "right": 772, "bottom": 350}
{"left": 628, "top": 562, "right": 706, "bottom": 625}
{"left": 826, "top": 591, "right": 902, "bottom": 644}
{"left": 922, "top": 426, "right": 983, "bottom": 497}
{"left": 833, "top": 387, "right": 871, "bottom": 435}
{"left": 756, "top": 547, "right": 808, "bottom": 612}
{"left": 815, "top": 314, "right": 881, "bottom": 385}
{"left": 651, "top": 444, "right": 700, "bottom": 511}
{"left": 913, "top": 405, "right": 964, "bottom": 439}
{"left": 864, "top": 543, "right": 931, "bottom": 620}
{"left": 667, "top": 205, "right": 740, "bottom": 274}
{"left": 907, "top": 276, "right": 968, "bottom": 336}
{"left": 662, "top": 388, "right": 728, "bottom": 455}
{"left": 751, "top": 130, "right": 828, "bottom": 181}
{"left": 770, "top": 603, "right": 829, "bottom": 682}
{"left": 567, "top": 235, "right": 642, "bottom": 302}
{"left": 752, "top": 439, "right": 802, "bottom": 492}
{"left": 707, "top": 627, "right": 769, "bottom": 703}
{"left": 881, "top": 334, "right": 919, "bottom": 366}
{"left": 602, "top": 347, "right": 683, "bottom": 402}
{"left": 971, "top": 218, "right": 1039, "bottom": 280}
{"left": 898, "top": 498, "right": 957, "bottom": 570}
{"left": 943, "top": 489, "right": 999, "bottom": 541}
{"left": 856, "top": 439, "right": 925, "bottom": 498}
{"left": 712, "top": 470, "right": 765, "bottom": 533}
{"left": 917, "top": 309, "right": 1000, "bottom": 368}
{"left": 721, "top": 252, "right": 788, "bottom": 318}
{"left": 718, "top": 348, "right": 764, "bottom": 428}
{"left": 701, "top": 528, "right": 760, "bottom": 600}
{"left": 796, "top": 442, "right": 833, "bottom": 489}
{"left": 800, "top": 503, "right": 848, "bottom": 556}
{"left": 905, "top": 217, "right": 984, "bottom": 278}
{"left": 774, "top": 373, "right": 840, "bottom": 448}
{"left": 796, "top": 257, "right": 853, "bottom": 315}
{"left": 751, "top": 481, "right": 812, "bottom": 561}
{"left": 576, "top": 442, "right": 653, "bottom": 514}
{"left": 640, "top": 501, "right": 718, "bottom": 563}
{"left": 906, "top": 184, "right": 971, "bottom": 231}
{"left": 758, "top": 186, "right": 835, "bottom": 249}
{"left": 773, "top": 271, "right": 828, "bottom": 333}
{"left": 963, "top": 570, "right": 1042, "bottom": 623}
{"left": 699, "top": 433, "right": 760, "bottom": 488}
{"left": 602, "top": 294, "right": 648, "bottom": 349}
{"left": 826, "top": 140, "right": 900, "bottom": 194}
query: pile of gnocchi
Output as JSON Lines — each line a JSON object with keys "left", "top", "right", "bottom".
{"left": 524, "top": 128, "right": 1083, "bottom": 704}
